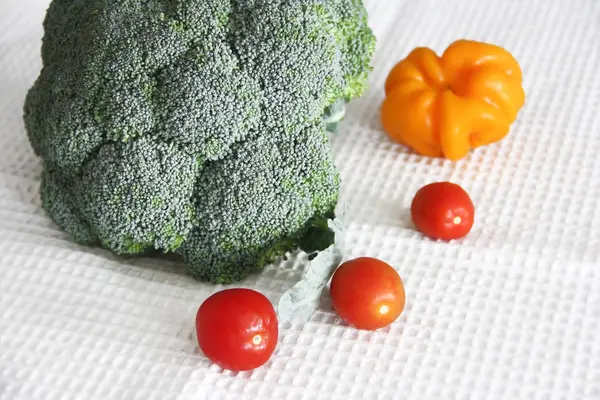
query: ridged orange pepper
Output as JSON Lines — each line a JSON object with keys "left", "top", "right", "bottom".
{"left": 381, "top": 39, "right": 525, "bottom": 161}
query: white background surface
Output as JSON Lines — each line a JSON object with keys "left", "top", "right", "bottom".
{"left": 1, "top": 0, "right": 599, "bottom": 399}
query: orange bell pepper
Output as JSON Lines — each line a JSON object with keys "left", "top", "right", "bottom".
{"left": 381, "top": 39, "right": 525, "bottom": 161}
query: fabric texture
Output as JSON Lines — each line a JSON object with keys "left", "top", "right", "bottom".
{"left": 1, "top": 0, "right": 599, "bottom": 399}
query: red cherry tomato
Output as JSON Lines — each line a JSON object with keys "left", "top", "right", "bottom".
{"left": 410, "top": 181, "right": 474, "bottom": 241}
{"left": 195, "top": 288, "right": 278, "bottom": 371}
{"left": 330, "top": 257, "right": 405, "bottom": 330}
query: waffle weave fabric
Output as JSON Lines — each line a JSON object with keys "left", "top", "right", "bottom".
{"left": 0, "top": 0, "right": 599, "bottom": 399}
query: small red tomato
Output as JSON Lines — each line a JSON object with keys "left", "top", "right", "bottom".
{"left": 330, "top": 257, "right": 405, "bottom": 330}
{"left": 196, "top": 288, "right": 278, "bottom": 371}
{"left": 410, "top": 181, "right": 474, "bottom": 241}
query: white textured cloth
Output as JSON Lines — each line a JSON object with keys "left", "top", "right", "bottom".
{"left": 1, "top": 0, "right": 599, "bottom": 399}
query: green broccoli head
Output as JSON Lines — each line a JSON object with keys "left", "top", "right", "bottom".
{"left": 24, "top": 0, "right": 376, "bottom": 283}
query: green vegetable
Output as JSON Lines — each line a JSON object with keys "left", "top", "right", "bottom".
{"left": 23, "top": 0, "right": 376, "bottom": 283}
{"left": 278, "top": 211, "right": 346, "bottom": 322}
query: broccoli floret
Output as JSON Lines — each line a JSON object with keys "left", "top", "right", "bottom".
{"left": 179, "top": 122, "right": 339, "bottom": 283}
{"left": 40, "top": 167, "right": 97, "bottom": 245}
{"left": 23, "top": 0, "right": 376, "bottom": 283}
{"left": 77, "top": 138, "right": 197, "bottom": 254}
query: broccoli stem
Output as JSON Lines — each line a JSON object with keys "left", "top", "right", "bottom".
{"left": 324, "top": 99, "right": 347, "bottom": 133}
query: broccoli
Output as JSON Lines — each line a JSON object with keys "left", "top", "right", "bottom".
{"left": 23, "top": 0, "right": 376, "bottom": 283}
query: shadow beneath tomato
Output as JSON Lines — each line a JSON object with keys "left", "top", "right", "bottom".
{"left": 318, "top": 286, "right": 333, "bottom": 312}
{"left": 188, "top": 330, "right": 206, "bottom": 357}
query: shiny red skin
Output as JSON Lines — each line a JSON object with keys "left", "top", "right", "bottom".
{"left": 330, "top": 257, "right": 406, "bottom": 330}
{"left": 410, "top": 182, "right": 475, "bottom": 241}
{"left": 196, "top": 288, "right": 278, "bottom": 371}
